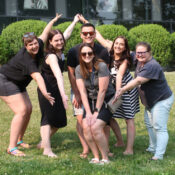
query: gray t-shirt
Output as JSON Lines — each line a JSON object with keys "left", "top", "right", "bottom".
{"left": 75, "top": 62, "right": 114, "bottom": 100}
{"left": 136, "top": 57, "right": 172, "bottom": 108}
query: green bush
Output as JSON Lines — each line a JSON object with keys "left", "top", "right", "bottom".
{"left": 96, "top": 24, "right": 133, "bottom": 48}
{"left": 0, "top": 20, "right": 46, "bottom": 64}
{"left": 129, "top": 24, "right": 173, "bottom": 66}
{"left": 54, "top": 21, "right": 82, "bottom": 55}
{"left": 171, "top": 32, "right": 175, "bottom": 63}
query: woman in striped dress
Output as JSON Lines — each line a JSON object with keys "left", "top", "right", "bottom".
{"left": 96, "top": 33, "right": 140, "bottom": 155}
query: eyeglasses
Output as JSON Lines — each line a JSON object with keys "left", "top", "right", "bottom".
{"left": 136, "top": 51, "right": 148, "bottom": 56}
{"left": 81, "top": 51, "right": 93, "bottom": 57}
{"left": 81, "top": 31, "right": 95, "bottom": 36}
{"left": 23, "top": 32, "right": 35, "bottom": 38}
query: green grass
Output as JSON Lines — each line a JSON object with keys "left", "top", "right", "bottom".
{"left": 0, "top": 72, "right": 175, "bottom": 175}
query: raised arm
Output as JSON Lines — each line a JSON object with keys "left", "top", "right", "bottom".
{"left": 46, "top": 54, "right": 68, "bottom": 109}
{"left": 38, "top": 13, "right": 62, "bottom": 43}
{"left": 63, "top": 14, "right": 80, "bottom": 40}
{"left": 31, "top": 72, "right": 55, "bottom": 105}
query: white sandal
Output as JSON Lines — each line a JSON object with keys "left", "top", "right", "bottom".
{"left": 99, "top": 159, "right": 110, "bottom": 165}
{"left": 89, "top": 158, "right": 100, "bottom": 164}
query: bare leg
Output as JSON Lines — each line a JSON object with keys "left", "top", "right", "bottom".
{"left": 83, "top": 119, "right": 99, "bottom": 160}
{"left": 76, "top": 115, "right": 89, "bottom": 155}
{"left": 124, "top": 119, "right": 135, "bottom": 155}
{"left": 40, "top": 125, "right": 57, "bottom": 157}
{"left": 110, "top": 118, "right": 125, "bottom": 147}
{"left": 91, "top": 119, "right": 109, "bottom": 160}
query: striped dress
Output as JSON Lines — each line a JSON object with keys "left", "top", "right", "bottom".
{"left": 110, "top": 67, "right": 140, "bottom": 119}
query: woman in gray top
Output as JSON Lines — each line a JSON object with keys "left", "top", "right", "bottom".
{"left": 114, "top": 42, "right": 174, "bottom": 160}
{"left": 75, "top": 43, "right": 115, "bottom": 164}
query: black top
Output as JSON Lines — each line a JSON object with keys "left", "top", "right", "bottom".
{"left": 135, "top": 57, "right": 172, "bottom": 108}
{"left": 67, "top": 43, "right": 110, "bottom": 68}
{"left": 41, "top": 53, "right": 65, "bottom": 87}
{"left": 75, "top": 62, "right": 115, "bottom": 100}
{"left": 0, "top": 38, "right": 44, "bottom": 89}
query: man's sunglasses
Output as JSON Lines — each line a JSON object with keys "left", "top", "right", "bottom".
{"left": 81, "top": 51, "right": 93, "bottom": 57}
{"left": 81, "top": 31, "right": 95, "bottom": 36}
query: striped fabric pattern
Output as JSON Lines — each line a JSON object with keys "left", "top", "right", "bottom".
{"left": 111, "top": 69, "right": 140, "bottom": 119}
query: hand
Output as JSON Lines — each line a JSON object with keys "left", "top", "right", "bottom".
{"left": 79, "top": 14, "right": 88, "bottom": 24}
{"left": 72, "top": 94, "right": 82, "bottom": 108}
{"left": 73, "top": 14, "right": 80, "bottom": 23}
{"left": 90, "top": 112, "right": 98, "bottom": 126}
{"left": 52, "top": 13, "right": 62, "bottom": 23}
{"left": 62, "top": 95, "right": 69, "bottom": 110}
{"left": 44, "top": 92, "right": 55, "bottom": 106}
{"left": 112, "top": 88, "right": 123, "bottom": 104}
{"left": 85, "top": 112, "right": 93, "bottom": 126}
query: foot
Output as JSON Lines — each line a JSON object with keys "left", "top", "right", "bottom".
{"left": 123, "top": 151, "right": 133, "bottom": 155}
{"left": 89, "top": 158, "right": 100, "bottom": 164}
{"left": 43, "top": 151, "right": 57, "bottom": 158}
{"left": 37, "top": 142, "right": 44, "bottom": 149}
{"left": 7, "top": 147, "right": 26, "bottom": 157}
{"left": 114, "top": 143, "right": 125, "bottom": 148}
{"left": 17, "top": 140, "right": 30, "bottom": 149}
{"left": 80, "top": 152, "right": 89, "bottom": 159}
{"left": 99, "top": 159, "right": 110, "bottom": 165}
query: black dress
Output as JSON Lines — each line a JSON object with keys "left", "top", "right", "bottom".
{"left": 38, "top": 54, "right": 67, "bottom": 128}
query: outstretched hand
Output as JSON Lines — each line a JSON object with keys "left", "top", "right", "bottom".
{"left": 79, "top": 14, "right": 89, "bottom": 24}
{"left": 73, "top": 14, "right": 80, "bottom": 23}
{"left": 52, "top": 13, "right": 62, "bottom": 23}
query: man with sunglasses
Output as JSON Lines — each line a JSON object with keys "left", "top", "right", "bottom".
{"left": 67, "top": 23, "right": 110, "bottom": 158}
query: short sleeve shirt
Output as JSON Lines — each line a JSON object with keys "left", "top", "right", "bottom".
{"left": 67, "top": 43, "right": 110, "bottom": 69}
{"left": 0, "top": 38, "right": 44, "bottom": 89}
{"left": 75, "top": 62, "right": 114, "bottom": 100}
{"left": 135, "top": 58, "right": 172, "bottom": 108}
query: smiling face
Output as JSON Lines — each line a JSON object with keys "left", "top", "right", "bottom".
{"left": 80, "top": 46, "right": 94, "bottom": 64}
{"left": 49, "top": 33, "right": 64, "bottom": 51}
{"left": 113, "top": 38, "right": 126, "bottom": 56}
{"left": 136, "top": 45, "right": 151, "bottom": 64}
{"left": 80, "top": 26, "right": 96, "bottom": 45}
{"left": 25, "top": 39, "right": 39, "bottom": 57}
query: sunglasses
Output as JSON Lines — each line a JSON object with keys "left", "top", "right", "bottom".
{"left": 81, "top": 51, "right": 93, "bottom": 57}
{"left": 136, "top": 51, "right": 148, "bottom": 56}
{"left": 23, "top": 32, "right": 35, "bottom": 38}
{"left": 81, "top": 31, "right": 95, "bottom": 36}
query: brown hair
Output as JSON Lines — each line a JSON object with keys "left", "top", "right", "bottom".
{"left": 81, "top": 23, "right": 95, "bottom": 31}
{"left": 109, "top": 36, "right": 132, "bottom": 69}
{"left": 22, "top": 32, "right": 38, "bottom": 46}
{"left": 136, "top": 42, "right": 151, "bottom": 52}
{"left": 45, "top": 29, "right": 65, "bottom": 54}
{"left": 79, "top": 43, "right": 103, "bottom": 79}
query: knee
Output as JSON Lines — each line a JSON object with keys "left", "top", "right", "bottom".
{"left": 91, "top": 125, "right": 102, "bottom": 137}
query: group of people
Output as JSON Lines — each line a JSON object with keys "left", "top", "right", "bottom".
{"left": 0, "top": 13, "right": 174, "bottom": 164}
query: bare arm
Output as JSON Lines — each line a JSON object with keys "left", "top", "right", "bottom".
{"left": 67, "top": 66, "right": 82, "bottom": 108}
{"left": 46, "top": 54, "right": 68, "bottom": 109}
{"left": 116, "top": 59, "right": 128, "bottom": 91}
{"left": 38, "top": 13, "right": 62, "bottom": 43}
{"left": 63, "top": 14, "right": 80, "bottom": 40}
{"left": 31, "top": 72, "right": 55, "bottom": 105}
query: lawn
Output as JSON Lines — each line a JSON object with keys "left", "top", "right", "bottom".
{"left": 0, "top": 72, "right": 175, "bottom": 175}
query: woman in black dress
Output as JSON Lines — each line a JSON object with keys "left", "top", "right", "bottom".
{"left": 37, "top": 14, "right": 80, "bottom": 157}
{"left": 0, "top": 14, "right": 61, "bottom": 156}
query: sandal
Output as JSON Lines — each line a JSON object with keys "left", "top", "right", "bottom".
{"left": 7, "top": 147, "right": 26, "bottom": 157}
{"left": 89, "top": 158, "right": 100, "bottom": 164}
{"left": 80, "top": 152, "right": 89, "bottom": 159}
{"left": 17, "top": 140, "right": 30, "bottom": 149}
{"left": 99, "top": 159, "right": 110, "bottom": 165}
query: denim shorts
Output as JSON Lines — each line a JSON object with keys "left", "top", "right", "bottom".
{"left": 0, "top": 73, "right": 26, "bottom": 96}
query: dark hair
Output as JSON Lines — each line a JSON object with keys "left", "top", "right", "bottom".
{"left": 109, "top": 36, "right": 132, "bottom": 69}
{"left": 81, "top": 23, "right": 95, "bottom": 31}
{"left": 45, "top": 29, "right": 65, "bottom": 54}
{"left": 136, "top": 42, "right": 151, "bottom": 52}
{"left": 22, "top": 32, "right": 38, "bottom": 46}
{"left": 79, "top": 43, "right": 103, "bottom": 79}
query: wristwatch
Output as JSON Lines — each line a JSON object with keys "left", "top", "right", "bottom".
{"left": 94, "top": 108, "right": 100, "bottom": 113}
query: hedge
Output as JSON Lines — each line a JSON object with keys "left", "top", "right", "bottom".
{"left": 129, "top": 24, "right": 173, "bottom": 66}
{"left": 0, "top": 19, "right": 47, "bottom": 64}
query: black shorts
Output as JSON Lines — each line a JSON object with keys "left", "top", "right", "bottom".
{"left": 83, "top": 98, "right": 113, "bottom": 124}
{"left": 0, "top": 73, "right": 26, "bottom": 96}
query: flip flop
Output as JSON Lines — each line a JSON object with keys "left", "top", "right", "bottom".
{"left": 89, "top": 158, "right": 100, "bottom": 164}
{"left": 79, "top": 152, "right": 89, "bottom": 159}
{"left": 17, "top": 140, "right": 30, "bottom": 149}
{"left": 7, "top": 147, "right": 26, "bottom": 157}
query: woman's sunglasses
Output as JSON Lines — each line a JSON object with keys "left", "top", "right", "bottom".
{"left": 81, "top": 51, "right": 93, "bottom": 57}
{"left": 23, "top": 32, "right": 35, "bottom": 38}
